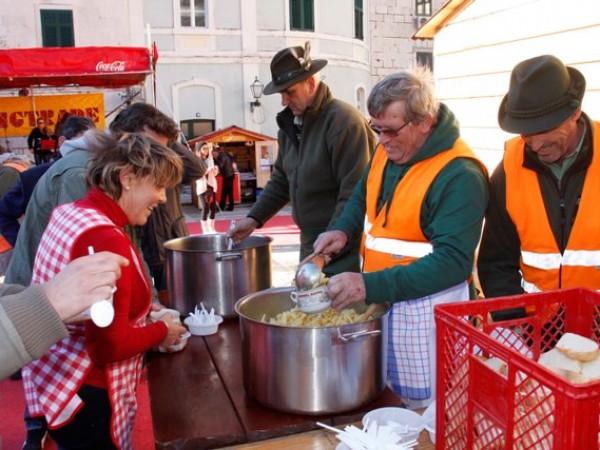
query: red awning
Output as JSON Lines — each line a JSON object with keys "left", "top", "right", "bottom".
{"left": 0, "top": 46, "right": 153, "bottom": 89}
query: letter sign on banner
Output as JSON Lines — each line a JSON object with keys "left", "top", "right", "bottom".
{"left": 0, "top": 93, "right": 105, "bottom": 137}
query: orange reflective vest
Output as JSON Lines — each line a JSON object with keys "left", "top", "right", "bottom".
{"left": 504, "top": 122, "right": 600, "bottom": 292}
{"left": 362, "top": 140, "right": 485, "bottom": 273}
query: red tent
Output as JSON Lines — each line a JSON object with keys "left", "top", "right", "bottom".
{"left": 0, "top": 46, "right": 153, "bottom": 89}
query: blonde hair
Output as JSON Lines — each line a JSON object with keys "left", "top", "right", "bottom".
{"left": 86, "top": 132, "right": 183, "bottom": 200}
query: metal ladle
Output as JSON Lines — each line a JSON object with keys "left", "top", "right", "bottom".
{"left": 294, "top": 254, "right": 327, "bottom": 291}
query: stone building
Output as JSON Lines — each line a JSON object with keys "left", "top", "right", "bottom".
{"left": 0, "top": 0, "right": 442, "bottom": 152}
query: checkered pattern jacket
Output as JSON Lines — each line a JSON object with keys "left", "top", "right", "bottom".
{"left": 22, "top": 202, "right": 147, "bottom": 450}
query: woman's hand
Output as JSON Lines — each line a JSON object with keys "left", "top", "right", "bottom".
{"left": 157, "top": 314, "right": 187, "bottom": 348}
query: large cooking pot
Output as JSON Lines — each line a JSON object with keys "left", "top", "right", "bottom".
{"left": 164, "top": 234, "right": 272, "bottom": 318}
{"left": 235, "top": 287, "right": 389, "bottom": 415}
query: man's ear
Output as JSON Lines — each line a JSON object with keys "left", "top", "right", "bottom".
{"left": 414, "top": 114, "right": 434, "bottom": 132}
{"left": 57, "top": 136, "right": 66, "bottom": 148}
{"left": 306, "top": 76, "right": 317, "bottom": 94}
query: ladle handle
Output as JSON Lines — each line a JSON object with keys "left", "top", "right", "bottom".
{"left": 300, "top": 253, "right": 326, "bottom": 270}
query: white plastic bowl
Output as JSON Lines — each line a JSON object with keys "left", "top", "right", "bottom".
{"left": 421, "top": 401, "right": 436, "bottom": 444}
{"left": 158, "top": 331, "right": 191, "bottom": 353}
{"left": 184, "top": 315, "right": 223, "bottom": 336}
{"left": 363, "top": 407, "right": 424, "bottom": 443}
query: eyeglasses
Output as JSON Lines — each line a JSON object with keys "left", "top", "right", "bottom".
{"left": 370, "top": 121, "right": 410, "bottom": 138}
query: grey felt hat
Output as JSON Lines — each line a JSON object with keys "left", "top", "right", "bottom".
{"left": 498, "top": 55, "right": 585, "bottom": 135}
{"left": 263, "top": 42, "right": 328, "bottom": 95}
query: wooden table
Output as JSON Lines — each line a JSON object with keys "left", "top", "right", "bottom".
{"left": 220, "top": 422, "right": 435, "bottom": 449}
{"left": 146, "top": 319, "right": 426, "bottom": 450}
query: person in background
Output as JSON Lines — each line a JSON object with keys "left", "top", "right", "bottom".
{"left": 195, "top": 141, "right": 219, "bottom": 233}
{"left": 22, "top": 133, "right": 186, "bottom": 450}
{"left": 0, "top": 158, "right": 30, "bottom": 276}
{"left": 0, "top": 158, "right": 31, "bottom": 276}
{"left": 27, "top": 118, "right": 53, "bottom": 165}
{"left": 0, "top": 115, "right": 95, "bottom": 250}
{"left": 52, "top": 112, "right": 73, "bottom": 148}
{"left": 109, "top": 104, "right": 207, "bottom": 292}
{"left": 478, "top": 55, "right": 598, "bottom": 301}
{"left": 228, "top": 41, "right": 376, "bottom": 276}
{"left": 1, "top": 251, "right": 128, "bottom": 380}
{"left": 212, "top": 145, "right": 236, "bottom": 212}
{"left": 312, "top": 67, "right": 489, "bottom": 409}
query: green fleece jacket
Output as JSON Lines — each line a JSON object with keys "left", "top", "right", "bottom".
{"left": 248, "top": 82, "right": 376, "bottom": 275}
{"left": 333, "top": 103, "right": 489, "bottom": 303}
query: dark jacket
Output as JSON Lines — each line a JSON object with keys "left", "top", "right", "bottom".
{"left": 247, "top": 82, "right": 376, "bottom": 275}
{"left": 141, "top": 142, "right": 206, "bottom": 269}
{"left": 214, "top": 151, "right": 235, "bottom": 178}
{"left": 478, "top": 113, "right": 594, "bottom": 298}
{"left": 27, "top": 128, "right": 50, "bottom": 153}
{"left": 0, "top": 162, "right": 53, "bottom": 246}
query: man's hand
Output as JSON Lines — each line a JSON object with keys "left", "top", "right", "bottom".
{"left": 326, "top": 272, "right": 366, "bottom": 310}
{"left": 312, "top": 230, "right": 348, "bottom": 256}
{"left": 227, "top": 217, "right": 259, "bottom": 245}
{"left": 42, "top": 252, "right": 129, "bottom": 322}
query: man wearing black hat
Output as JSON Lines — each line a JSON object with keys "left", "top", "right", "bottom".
{"left": 478, "top": 54, "right": 598, "bottom": 298}
{"left": 228, "top": 42, "right": 376, "bottom": 275}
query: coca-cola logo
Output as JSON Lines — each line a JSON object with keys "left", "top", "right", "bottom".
{"left": 95, "top": 61, "right": 126, "bottom": 72}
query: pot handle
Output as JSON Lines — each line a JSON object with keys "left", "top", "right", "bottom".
{"left": 216, "top": 252, "right": 243, "bottom": 261}
{"left": 337, "top": 329, "right": 381, "bottom": 342}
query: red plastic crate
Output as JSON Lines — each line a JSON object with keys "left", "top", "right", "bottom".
{"left": 434, "top": 288, "right": 600, "bottom": 449}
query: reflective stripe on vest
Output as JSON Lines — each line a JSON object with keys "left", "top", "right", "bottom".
{"left": 504, "top": 121, "right": 600, "bottom": 291}
{"left": 522, "top": 249, "right": 600, "bottom": 270}
{"left": 362, "top": 215, "right": 433, "bottom": 259}
{"left": 362, "top": 140, "right": 485, "bottom": 273}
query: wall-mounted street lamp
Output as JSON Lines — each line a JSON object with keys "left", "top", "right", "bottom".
{"left": 249, "top": 76, "right": 264, "bottom": 112}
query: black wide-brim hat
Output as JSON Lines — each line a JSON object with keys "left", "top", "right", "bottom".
{"left": 263, "top": 41, "right": 328, "bottom": 95}
{"left": 498, "top": 54, "right": 585, "bottom": 135}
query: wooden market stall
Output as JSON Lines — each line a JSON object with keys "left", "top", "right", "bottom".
{"left": 189, "top": 125, "right": 277, "bottom": 205}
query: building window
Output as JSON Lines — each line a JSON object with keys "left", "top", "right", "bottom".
{"left": 40, "top": 10, "right": 74, "bottom": 47}
{"left": 417, "top": 52, "right": 433, "bottom": 72}
{"left": 354, "top": 0, "right": 364, "bottom": 40}
{"left": 416, "top": 0, "right": 432, "bottom": 16}
{"left": 356, "top": 86, "right": 366, "bottom": 115}
{"left": 180, "top": 0, "right": 206, "bottom": 28}
{"left": 290, "top": 0, "right": 314, "bottom": 31}
{"left": 180, "top": 119, "right": 214, "bottom": 141}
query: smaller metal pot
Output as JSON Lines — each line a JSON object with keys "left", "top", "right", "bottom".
{"left": 164, "top": 234, "right": 272, "bottom": 318}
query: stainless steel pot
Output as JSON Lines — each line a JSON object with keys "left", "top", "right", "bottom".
{"left": 235, "top": 287, "right": 389, "bottom": 415}
{"left": 164, "top": 234, "right": 272, "bottom": 318}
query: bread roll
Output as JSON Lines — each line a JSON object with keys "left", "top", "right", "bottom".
{"left": 539, "top": 348, "right": 582, "bottom": 373}
{"left": 581, "top": 354, "right": 600, "bottom": 381}
{"left": 555, "top": 332, "right": 600, "bottom": 362}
